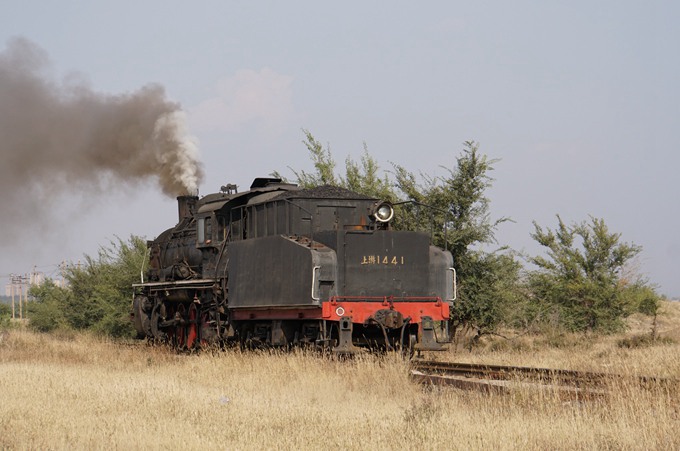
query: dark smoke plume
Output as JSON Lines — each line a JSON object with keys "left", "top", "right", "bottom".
{"left": 0, "top": 37, "right": 204, "bottom": 213}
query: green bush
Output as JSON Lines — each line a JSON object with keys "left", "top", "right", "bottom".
{"left": 526, "top": 216, "right": 661, "bottom": 333}
{"left": 27, "top": 236, "right": 145, "bottom": 338}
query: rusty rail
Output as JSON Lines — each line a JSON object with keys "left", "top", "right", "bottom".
{"left": 410, "top": 360, "right": 677, "bottom": 398}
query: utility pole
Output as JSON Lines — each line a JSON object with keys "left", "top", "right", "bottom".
{"left": 20, "top": 274, "right": 30, "bottom": 319}
{"left": 10, "top": 274, "right": 22, "bottom": 320}
{"left": 19, "top": 276, "right": 23, "bottom": 319}
{"left": 10, "top": 273, "right": 15, "bottom": 320}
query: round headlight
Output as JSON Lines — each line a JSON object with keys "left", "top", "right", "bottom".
{"left": 373, "top": 202, "right": 394, "bottom": 223}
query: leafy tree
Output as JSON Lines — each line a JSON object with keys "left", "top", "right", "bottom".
{"left": 25, "top": 280, "right": 70, "bottom": 332}
{"left": 0, "top": 302, "right": 12, "bottom": 329}
{"left": 289, "top": 129, "right": 338, "bottom": 188}
{"left": 280, "top": 130, "right": 398, "bottom": 201}
{"left": 343, "top": 145, "right": 397, "bottom": 201}
{"left": 527, "top": 216, "right": 660, "bottom": 332}
{"left": 27, "top": 235, "right": 146, "bottom": 337}
{"left": 449, "top": 251, "right": 523, "bottom": 342}
{"left": 390, "top": 165, "right": 435, "bottom": 233}
{"left": 392, "top": 143, "right": 503, "bottom": 248}
{"left": 392, "top": 142, "right": 519, "bottom": 338}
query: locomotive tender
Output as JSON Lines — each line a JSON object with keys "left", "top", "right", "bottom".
{"left": 131, "top": 178, "right": 455, "bottom": 353}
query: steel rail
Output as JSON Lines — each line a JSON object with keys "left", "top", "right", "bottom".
{"left": 410, "top": 360, "right": 677, "bottom": 396}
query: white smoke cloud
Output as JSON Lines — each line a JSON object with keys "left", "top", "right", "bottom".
{"left": 188, "top": 67, "right": 294, "bottom": 133}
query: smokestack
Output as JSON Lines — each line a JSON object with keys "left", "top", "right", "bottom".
{"left": 177, "top": 195, "right": 198, "bottom": 222}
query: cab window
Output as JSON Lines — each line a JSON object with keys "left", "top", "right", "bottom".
{"left": 205, "top": 217, "right": 212, "bottom": 243}
{"left": 197, "top": 218, "right": 205, "bottom": 243}
{"left": 216, "top": 216, "right": 227, "bottom": 241}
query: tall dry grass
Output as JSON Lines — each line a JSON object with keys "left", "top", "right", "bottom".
{"left": 1, "top": 302, "right": 678, "bottom": 450}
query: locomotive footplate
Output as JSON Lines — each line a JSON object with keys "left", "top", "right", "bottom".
{"left": 133, "top": 279, "right": 216, "bottom": 291}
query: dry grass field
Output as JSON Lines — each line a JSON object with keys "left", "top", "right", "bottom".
{"left": 1, "top": 301, "right": 679, "bottom": 450}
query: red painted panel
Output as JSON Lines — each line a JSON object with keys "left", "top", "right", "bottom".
{"left": 231, "top": 297, "right": 449, "bottom": 323}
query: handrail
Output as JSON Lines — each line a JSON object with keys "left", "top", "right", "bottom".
{"left": 311, "top": 266, "right": 321, "bottom": 301}
{"left": 139, "top": 247, "right": 150, "bottom": 284}
{"left": 447, "top": 267, "right": 457, "bottom": 302}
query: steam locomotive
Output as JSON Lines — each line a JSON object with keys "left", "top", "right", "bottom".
{"left": 131, "top": 178, "right": 455, "bottom": 353}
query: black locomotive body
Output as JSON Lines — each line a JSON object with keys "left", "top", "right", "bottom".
{"left": 131, "top": 178, "right": 455, "bottom": 352}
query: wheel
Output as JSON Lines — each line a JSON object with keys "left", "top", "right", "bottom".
{"left": 175, "top": 304, "right": 187, "bottom": 349}
{"left": 132, "top": 295, "right": 148, "bottom": 338}
{"left": 165, "top": 304, "right": 176, "bottom": 344}
{"left": 199, "top": 310, "right": 214, "bottom": 347}
{"left": 186, "top": 303, "right": 199, "bottom": 350}
{"left": 407, "top": 333, "right": 417, "bottom": 359}
{"left": 150, "top": 303, "right": 166, "bottom": 341}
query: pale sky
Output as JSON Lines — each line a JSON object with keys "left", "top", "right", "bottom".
{"left": 1, "top": 1, "right": 678, "bottom": 296}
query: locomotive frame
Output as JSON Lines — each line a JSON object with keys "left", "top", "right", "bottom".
{"left": 131, "top": 178, "right": 456, "bottom": 353}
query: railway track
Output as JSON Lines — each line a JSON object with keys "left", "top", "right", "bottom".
{"left": 410, "top": 360, "right": 677, "bottom": 399}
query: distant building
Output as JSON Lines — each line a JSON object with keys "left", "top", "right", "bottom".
{"left": 4, "top": 271, "right": 66, "bottom": 297}
{"left": 29, "top": 272, "right": 44, "bottom": 286}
